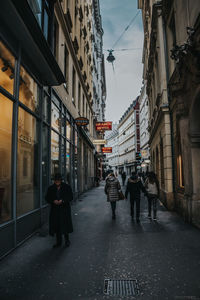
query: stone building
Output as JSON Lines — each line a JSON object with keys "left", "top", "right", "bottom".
{"left": 105, "top": 124, "right": 119, "bottom": 174}
{"left": 138, "top": 82, "right": 150, "bottom": 172}
{"left": 139, "top": 0, "right": 200, "bottom": 227}
{"left": 0, "top": 0, "right": 105, "bottom": 258}
{"left": 118, "top": 98, "right": 140, "bottom": 175}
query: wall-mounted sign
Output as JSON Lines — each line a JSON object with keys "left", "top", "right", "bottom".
{"left": 96, "top": 121, "right": 112, "bottom": 131}
{"left": 93, "top": 139, "right": 107, "bottom": 145}
{"left": 75, "top": 117, "right": 89, "bottom": 126}
{"left": 102, "top": 147, "right": 112, "bottom": 153}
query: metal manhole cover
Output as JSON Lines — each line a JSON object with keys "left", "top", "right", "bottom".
{"left": 104, "top": 279, "right": 139, "bottom": 297}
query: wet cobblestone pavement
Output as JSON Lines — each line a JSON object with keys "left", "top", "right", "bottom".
{"left": 0, "top": 181, "right": 200, "bottom": 300}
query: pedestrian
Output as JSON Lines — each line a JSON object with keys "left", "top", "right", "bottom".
{"left": 104, "top": 171, "right": 121, "bottom": 219}
{"left": 145, "top": 171, "right": 159, "bottom": 220}
{"left": 45, "top": 173, "right": 73, "bottom": 248}
{"left": 121, "top": 171, "right": 126, "bottom": 186}
{"left": 125, "top": 172, "right": 147, "bottom": 223}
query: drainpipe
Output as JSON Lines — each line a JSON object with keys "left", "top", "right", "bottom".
{"left": 162, "top": 15, "right": 176, "bottom": 205}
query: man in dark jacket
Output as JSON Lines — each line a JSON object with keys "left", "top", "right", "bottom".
{"left": 125, "top": 172, "right": 147, "bottom": 222}
{"left": 46, "top": 173, "right": 73, "bottom": 248}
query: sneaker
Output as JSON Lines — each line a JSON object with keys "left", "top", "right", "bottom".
{"left": 148, "top": 215, "right": 151, "bottom": 219}
{"left": 52, "top": 243, "right": 62, "bottom": 248}
{"left": 153, "top": 217, "right": 157, "bottom": 221}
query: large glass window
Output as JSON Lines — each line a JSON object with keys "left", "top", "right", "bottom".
{"left": 43, "top": 93, "right": 50, "bottom": 123}
{"left": 0, "top": 94, "right": 12, "bottom": 224}
{"left": 51, "top": 130, "right": 59, "bottom": 176}
{"left": 19, "top": 66, "right": 40, "bottom": 113}
{"left": 0, "top": 41, "right": 15, "bottom": 94}
{"left": 66, "top": 119, "right": 71, "bottom": 141}
{"left": 66, "top": 140, "right": 71, "bottom": 184}
{"left": 17, "top": 108, "right": 39, "bottom": 216}
{"left": 27, "top": 0, "right": 42, "bottom": 26}
{"left": 51, "top": 102, "right": 60, "bottom": 132}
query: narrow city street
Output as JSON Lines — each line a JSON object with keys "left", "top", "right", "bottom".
{"left": 0, "top": 181, "right": 200, "bottom": 300}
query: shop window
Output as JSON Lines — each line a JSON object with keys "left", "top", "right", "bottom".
{"left": 66, "top": 119, "right": 71, "bottom": 141}
{"left": 0, "top": 93, "right": 12, "bottom": 224}
{"left": 43, "top": 92, "right": 51, "bottom": 123}
{"left": 19, "top": 66, "right": 40, "bottom": 113}
{"left": 66, "top": 140, "right": 71, "bottom": 184}
{"left": 61, "top": 138, "right": 65, "bottom": 179}
{"left": 0, "top": 41, "right": 15, "bottom": 95}
{"left": 51, "top": 102, "right": 60, "bottom": 132}
{"left": 51, "top": 130, "right": 59, "bottom": 176}
{"left": 17, "top": 108, "right": 39, "bottom": 216}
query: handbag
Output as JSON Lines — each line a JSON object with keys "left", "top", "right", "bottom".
{"left": 118, "top": 190, "right": 125, "bottom": 200}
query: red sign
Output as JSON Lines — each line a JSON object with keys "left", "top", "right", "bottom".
{"left": 75, "top": 117, "right": 89, "bottom": 126}
{"left": 96, "top": 121, "right": 112, "bottom": 131}
{"left": 102, "top": 147, "right": 112, "bottom": 153}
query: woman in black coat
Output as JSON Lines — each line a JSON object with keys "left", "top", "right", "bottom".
{"left": 45, "top": 173, "right": 73, "bottom": 248}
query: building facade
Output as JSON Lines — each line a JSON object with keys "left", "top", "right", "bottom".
{"left": 139, "top": 0, "right": 200, "bottom": 228}
{"left": 0, "top": 0, "right": 105, "bottom": 258}
{"left": 118, "top": 99, "right": 140, "bottom": 175}
{"left": 105, "top": 124, "right": 119, "bottom": 174}
{"left": 138, "top": 82, "right": 150, "bottom": 172}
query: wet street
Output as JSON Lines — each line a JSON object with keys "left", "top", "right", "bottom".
{"left": 0, "top": 181, "right": 200, "bottom": 300}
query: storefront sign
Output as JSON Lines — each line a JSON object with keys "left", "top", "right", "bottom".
{"left": 93, "top": 139, "right": 107, "bottom": 145}
{"left": 102, "top": 147, "right": 112, "bottom": 153}
{"left": 75, "top": 117, "right": 89, "bottom": 126}
{"left": 96, "top": 121, "right": 112, "bottom": 131}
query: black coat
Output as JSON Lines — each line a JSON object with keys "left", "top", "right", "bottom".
{"left": 125, "top": 177, "right": 147, "bottom": 199}
{"left": 45, "top": 182, "right": 73, "bottom": 235}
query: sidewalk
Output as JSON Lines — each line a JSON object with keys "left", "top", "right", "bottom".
{"left": 0, "top": 181, "right": 200, "bottom": 300}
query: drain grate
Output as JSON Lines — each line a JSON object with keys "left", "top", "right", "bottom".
{"left": 104, "top": 279, "right": 139, "bottom": 297}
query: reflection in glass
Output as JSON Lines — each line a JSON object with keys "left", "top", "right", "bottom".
{"left": 66, "top": 119, "right": 71, "bottom": 141}
{"left": 51, "top": 102, "right": 60, "bottom": 132}
{"left": 43, "top": 93, "right": 50, "bottom": 123}
{"left": 27, "top": 0, "right": 42, "bottom": 26}
{"left": 0, "top": 94, "right": 12, "bottom": 223}
{"left": 17, "top": 108, "right": 39, "bottom": 216}
{"left": 19, "top": 66, "right": 39, "bottom": 113}
{"left": 61, "top": 138, "right": 65, "bottom": 179}
{"left": 42, "top": 125, "right": 49, "bottom": 203}
{"left": 66, "top": 141, "right": 71, "bottom": 184}
{"left": 0, "top": 41, "right": 15, "bottom": 94}
{"left": 74, "top": 146, "right": 78, "bottom": 192}
{"left": 61, "top": 114, "right": 65, "bottom": 136}
{"left": 51, "top": 130, "right": 59, "bottom": 176}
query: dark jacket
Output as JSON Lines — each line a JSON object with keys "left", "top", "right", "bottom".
{"left": 125, "top": 177, "right": 147, "bottom": 199}
{"left": 45, "top": 182, "right": 73, "bottom": 235}
{"left": 105, "top": 176, "right": 121, "bottom": 202}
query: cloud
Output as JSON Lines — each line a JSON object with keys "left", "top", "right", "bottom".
{"left": 100, "top": 0, "right": 144, "bottom": 122}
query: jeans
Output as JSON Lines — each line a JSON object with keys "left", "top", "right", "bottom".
{"left": 148, "top": 195, "right": 157, "bottom": 218}
{"left": 130, "top": 196, "right": 140, "bottom": 220}
{"left": 110, "top": 202, "right": 116, "bottom": 216}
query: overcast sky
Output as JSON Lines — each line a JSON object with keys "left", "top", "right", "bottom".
{"left": 100, "top": 0, "right": 144, "bottom": 123}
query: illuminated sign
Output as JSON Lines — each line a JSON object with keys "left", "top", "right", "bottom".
{"left": 75, "top": 117, "right": 89, "bottom": 126}
{"left": 102, "top": 147, "right": 112, "bottom": 153}
{"left": 96, "top": 121, "right": 112, "bottom": 131}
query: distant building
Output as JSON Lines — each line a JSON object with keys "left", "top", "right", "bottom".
{"left": 105, "top": 124, "right": 119, "bottom": 174}
{"left": 118, "top": 98, "right": 140, "bottom": 175}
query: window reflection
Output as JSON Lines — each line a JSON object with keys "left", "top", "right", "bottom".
{"left": 43, "top": 93, "right": 50, "bottom": 123}
{"left": 51, "top": 102, "right": 60, "bottom": 132}
{"left": 0, "top": 94, "right": 12, "bottom": 224}
{"left": 51, "top": 130, "right": 59, "bottom": 176}
{"left": 17, "top": 108, "right": 39, "bottom": 216}
{"left": 66, "top": 119, "right": 71, "bottom": 141}
{"left": 66, "top": 140, "right": 70, "bottom": 184}
{"left": 19, "top": 66, "right": 39, "bottom": 113}
{"left": 42, "top": 125, "right": 49, "bottom": 203}
{"left": 0, "top": 41, "right": 15, "bottom": 94}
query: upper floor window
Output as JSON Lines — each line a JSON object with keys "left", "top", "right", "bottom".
{"left": 28, "top": 0, "right": 53, "bottom": 45}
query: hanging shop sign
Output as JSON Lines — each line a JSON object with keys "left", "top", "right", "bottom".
{"left": 75, "top": 117, "right": 89, "bottom": 126}
{"left": 102, "top": 147, "right": 112, "bottom": 153}
{"left": 96, "top": 121, "right": 112, "bottom": 131}
{"left": 93, "top": 139, "right": 107, "bottom": 145}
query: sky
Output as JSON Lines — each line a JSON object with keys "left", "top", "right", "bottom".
{"left": 99, "top": 0, "right": 144, "bottom": 123}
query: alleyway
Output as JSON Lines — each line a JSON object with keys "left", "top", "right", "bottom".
{"left": 0, "top": 182, "right": 200, "bottom": 300}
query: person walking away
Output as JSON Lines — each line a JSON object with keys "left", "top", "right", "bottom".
{"left": 121, "top": 171, "right": 126, "bottom": 186}
{"left": 145, "top": 172, "right": 160, "bottom": 220}
{"left": 105, "top": 172, "right": 121, "bottom": 219}
{"left": 125, "top": 172, "right": 147, "bottom": 223}
{"left": 46, "top": 173, "right": 73, "bottom": 248}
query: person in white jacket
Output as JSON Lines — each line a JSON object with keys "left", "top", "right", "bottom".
{"left": 145, "top": 172, "right": 160, "bottom": 220}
